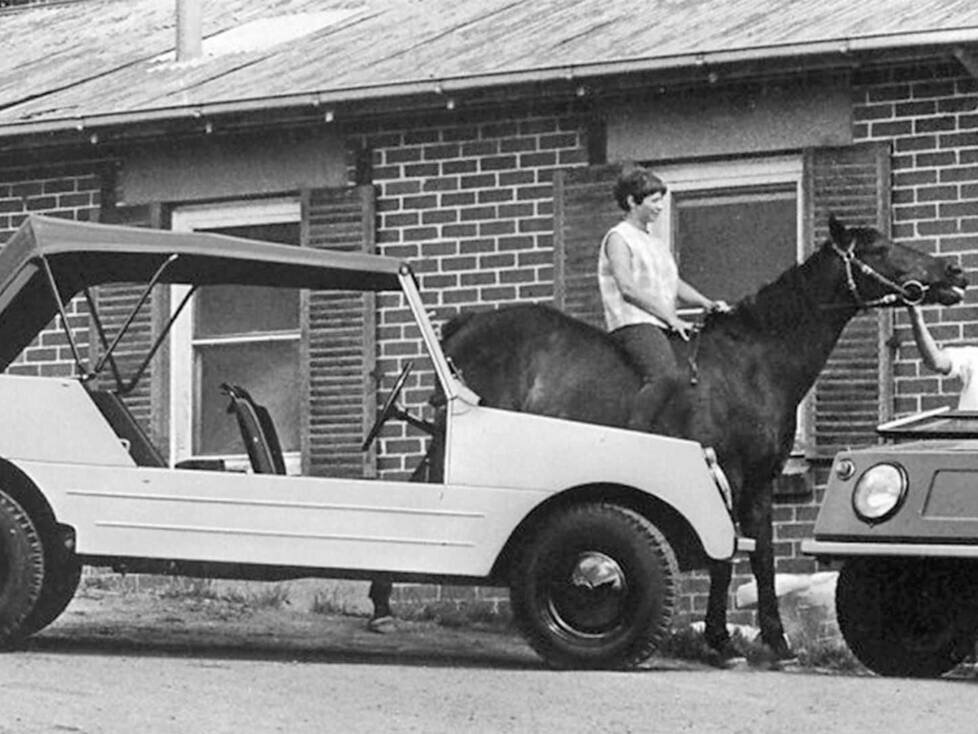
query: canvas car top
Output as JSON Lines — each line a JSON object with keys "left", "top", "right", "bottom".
{"left": 0, "top": 215, "right": 406, "bottom": 371}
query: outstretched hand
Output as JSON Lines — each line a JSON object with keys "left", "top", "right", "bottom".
{"left": 709, "top": 300, "right": 732, "bottom": 314}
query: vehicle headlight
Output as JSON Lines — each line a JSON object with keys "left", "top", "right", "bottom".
{"left": 852, "top": 463, "right": 907, "bottom": 523}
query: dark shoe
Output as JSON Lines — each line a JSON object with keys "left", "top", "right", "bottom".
{"left": 366, "top": 615, "right": 396, "bottom": 634}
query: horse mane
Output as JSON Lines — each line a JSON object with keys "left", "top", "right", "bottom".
{"left": 707, "top": 246, "right": 828, "bottom": 337}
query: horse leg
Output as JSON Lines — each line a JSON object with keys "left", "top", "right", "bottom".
{"left": 743, "top": 492, "right": 794, "bottom": 659}
{"left": 704, "top": 558, "right": 734, "bottom": 652}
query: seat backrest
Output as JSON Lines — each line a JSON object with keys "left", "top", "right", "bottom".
{"left": 88, "top": 389, "right": 168, "bottom": 467}
{"left": 221, "top": 383, "right": 286, "bottom": 475}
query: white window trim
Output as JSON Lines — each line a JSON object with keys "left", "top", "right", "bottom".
{"left": 170, "top": 198, "right": 301, "bottom": 473}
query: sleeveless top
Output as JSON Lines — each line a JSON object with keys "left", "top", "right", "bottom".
{"left": 597, "top": 220, "right": 678, "bottom": 331}
{"left": 946, "top": 346, "right": 978, "bottom": 409}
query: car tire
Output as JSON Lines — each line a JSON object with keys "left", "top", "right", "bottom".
{"left": 836, "top": 557, "right": 977, "bottom": 678}
{"left": 510, "top": 502, "right": 678, "bottom": 670}
{"left": 19, "top": 542, "right": 81, "bottom": 637}
{"left": 0, "top": 491, "right": 45, "bottom": 647}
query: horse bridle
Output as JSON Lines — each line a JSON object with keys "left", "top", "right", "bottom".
{"left": 830, "top": 241, "right": 927, "bottom": 309}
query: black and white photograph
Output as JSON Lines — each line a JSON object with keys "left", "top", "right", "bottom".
{"left": 1, "top": 0, "right": 978, "bottom": 731}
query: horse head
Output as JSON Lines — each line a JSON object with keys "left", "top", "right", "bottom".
{"left": 827, "top": 215, "right": 967, "bottom": 308}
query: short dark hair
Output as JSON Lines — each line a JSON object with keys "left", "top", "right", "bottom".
{"left": 613, "top": 167, "right": 668, "bottom": 211}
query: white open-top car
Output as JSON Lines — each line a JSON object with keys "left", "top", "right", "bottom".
{"left": 0, "top": 215, "right": 751, "bottom": 669}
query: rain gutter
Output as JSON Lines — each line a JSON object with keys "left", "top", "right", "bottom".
{"left": 1, "top": 27, "right": 978, "bottom": 139}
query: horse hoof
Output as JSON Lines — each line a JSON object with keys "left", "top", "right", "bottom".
{"left": 706, "top": 639, "right": 747, "bottom": 669}
{"left": 763, "top": 638, "right": 799, "bottom": 667}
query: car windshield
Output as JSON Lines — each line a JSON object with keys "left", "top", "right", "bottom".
{"left": 876, "top": 406, "right": 978, "bottom": 439}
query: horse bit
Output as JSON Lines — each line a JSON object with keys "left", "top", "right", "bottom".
{"left": 831, "top": 241, "right": 927, "bottom": 309}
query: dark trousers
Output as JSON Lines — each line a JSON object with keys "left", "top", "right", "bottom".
{"left": 610, "top": 323, "right": 682, "bottom": 429}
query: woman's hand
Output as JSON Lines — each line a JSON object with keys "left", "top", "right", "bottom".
{"left": 668, "top": 317, "right": 696, "bottom": 341}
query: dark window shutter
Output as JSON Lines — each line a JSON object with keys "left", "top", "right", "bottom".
{"left": 95, "top": 203, "right": 165, "bottom": 446}
{"left": 806, "top": 142, "right": 892, "bottom": 458}
{"left": 553, "top": 165, "right": 623, "bottom": 326}
{"left": 302, "top": 185, "right": 377, "bottom": 478}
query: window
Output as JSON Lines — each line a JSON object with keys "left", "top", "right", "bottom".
{"left": 651, "top": 156, "right": 804, "bottom": 308}
{"left": 170, "top": 199, "right": 302, "bottom": 473}
{"left": 652, "top": 156, "right": 808, "bottom": 451}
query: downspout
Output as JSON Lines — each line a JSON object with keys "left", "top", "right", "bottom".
{"left": 176, "top": 0, "right": 202, "bottom": 62}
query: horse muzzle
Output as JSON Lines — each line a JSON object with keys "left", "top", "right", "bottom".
{"left": 925, "top": 280, "right": 967, "bottom": 306}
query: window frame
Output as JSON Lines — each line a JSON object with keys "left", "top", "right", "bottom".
{"left": 169, "top": 198, "right": 302, "bottom": 473}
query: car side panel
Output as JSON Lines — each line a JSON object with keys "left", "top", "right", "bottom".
{"left": 15, "top": 462, "right": 550, "bottom": 577}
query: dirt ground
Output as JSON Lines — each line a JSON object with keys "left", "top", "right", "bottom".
{"left": 6, "top": 578, "right": 978, "bottom": 734}
{"left": 29, "top": 578, "right": 539, "bottom": 667}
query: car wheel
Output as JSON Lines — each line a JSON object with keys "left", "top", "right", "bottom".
{"left": 510, "top": 502, "right": 678, "bottom": 670}
{"left": 0, "top": 492, "right": 45, "bottom": 647}
{"left": 19, "top": 543, "right": 81, "bottom": 637}
{"left": 836, "top": 557, "right": 976, "bottom": 677}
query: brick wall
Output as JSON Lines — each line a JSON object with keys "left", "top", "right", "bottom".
{"left": 0, "top": 161, "right": 103, "bottom": 376}
{"left": 854, "top": 61, "right": 978, "bottom": 411}
{"left": 348, "top": 108, "right": 589, "bottom": 475}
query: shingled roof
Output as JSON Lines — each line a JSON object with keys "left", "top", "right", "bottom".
{"left": 2, "top": 0, "right": 978, "bottom": 139}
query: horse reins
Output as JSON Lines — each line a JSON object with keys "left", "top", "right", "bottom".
{"left": 829, "top": 241, "right": 927, "bottom": 310}
{"left": 685, "top": 327, "right": 702, "bottom": 386}
{"left": 683, "top": 242, "right": 925, "bottom": 384}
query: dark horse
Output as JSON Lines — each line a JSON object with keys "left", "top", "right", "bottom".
{"left": 435, "top": 216, "right": 967, "bottom": 659}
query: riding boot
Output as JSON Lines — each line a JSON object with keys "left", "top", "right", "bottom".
{"left": 627, "top": 378, "right": 678, "bottom": 431}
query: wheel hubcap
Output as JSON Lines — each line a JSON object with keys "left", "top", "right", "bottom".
{"left": 548, "top": 551, "right": 628, "bottom": 638}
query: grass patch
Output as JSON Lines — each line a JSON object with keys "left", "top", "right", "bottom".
{"left": 80, "top": 573, "right": 291, "bottom": 610}
{"left": 406, "top": 601, "right": 513, "bottom": 631}
{"left": 657, "top": 623, "right": 863, "bottom": 672}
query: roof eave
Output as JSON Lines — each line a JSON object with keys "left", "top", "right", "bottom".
{"left": 1, "top": 29, "right": 977, "bottom": 141}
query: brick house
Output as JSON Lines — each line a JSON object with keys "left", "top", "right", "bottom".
{"left": 3, "top": 0, "right": 978, "bottom": 625}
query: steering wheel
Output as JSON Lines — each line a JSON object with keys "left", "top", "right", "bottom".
{"left": 362, "top": 361, "right": 415, "bottom": 451}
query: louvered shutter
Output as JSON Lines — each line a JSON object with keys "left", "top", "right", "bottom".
{"left": 807, "top": 142, "right": 892, "bottom": 457}
{"left": 94, "top": 202, "right": 165, "bottom": 446}
{"left": 302, "top": 185, "right": 377, "bottom": 478}
{"left": 553, "top": 165, "right": 623, "bottom": 324}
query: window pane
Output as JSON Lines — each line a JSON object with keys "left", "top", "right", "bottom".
{"left": 194, "top": 222, "right": 300, "bottom": 338}
{"left": 195, "top": 285, "right": 299, "bottom": 337}
{"left": 673, "top": 186, "right": 797, "bottom": 304}
{"left": 194, "top": 340, "right": 301, "bottom": 455}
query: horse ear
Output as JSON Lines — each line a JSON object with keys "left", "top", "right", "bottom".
{"left": 828, "top": 215, "right": 849, "bottom": 247}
